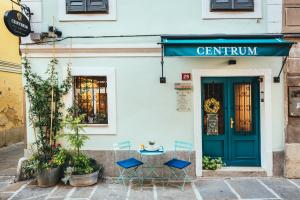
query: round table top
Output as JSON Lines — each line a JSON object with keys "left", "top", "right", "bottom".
{"left": 137, "top": 149, "right": 166, "bottom": 156}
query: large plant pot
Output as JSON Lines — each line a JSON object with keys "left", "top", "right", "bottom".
{"left": 69, "top": 170, "right": 99, "bottom": 187}
{"left": 37, "top": 167, "right": 61, "bottom": 187}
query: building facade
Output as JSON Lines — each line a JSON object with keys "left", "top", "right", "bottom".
{"left": 22, "top": 0, "right": 293, "bottom": 177}
{"left": 283, "top": 0, "right": 300, "bottom": 178}
{"left": 0, "top": 0, "right": 24, "bottom": 147}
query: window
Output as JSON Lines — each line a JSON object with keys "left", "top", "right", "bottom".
{"left": 283, "top": 0, "right": 300, "bottom": 33}
{"left": 211, "top": 0, "right": 254, "bottom": 11}
{"left": 74, "top": 76, "right": 108, "bottom": 124}
{"left": 66, "top": 0, "right": 109, "bottom": 14}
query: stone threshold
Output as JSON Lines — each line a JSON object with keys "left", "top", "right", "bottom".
{"left": 202, "top": 167, "right": 267, "bottom": 177}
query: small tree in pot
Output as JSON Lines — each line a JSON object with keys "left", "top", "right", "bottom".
{"left": 23, "top": 57, "right": 72, "bottom": 187}
{"left": 60, "top": 109, "right": 103, "bottom": 186}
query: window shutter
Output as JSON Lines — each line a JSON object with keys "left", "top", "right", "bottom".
{"left": 234, "top": 0, "right": 254, "bottom": 11}
{"left": 66, "top": 0, "right": 87, "bottom": 14}
{"left": 87, "top": 0, "right": 109, "bottom": 13}
{"left": 211, "top": 0, "right": 233, "bottom": 11}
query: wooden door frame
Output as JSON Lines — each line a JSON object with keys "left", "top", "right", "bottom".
{"left": 192, "top": 68, "right": 273, "bottom": 177}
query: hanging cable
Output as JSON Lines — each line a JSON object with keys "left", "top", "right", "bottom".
{"left": 21, "top": 34, "right": 161, "bottom": 45}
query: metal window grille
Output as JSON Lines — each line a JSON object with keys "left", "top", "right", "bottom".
{"left": 234, "top": 82, "right": 252, "bottom": 133}
{"left": 74, "top": 76, "right": 108, "bottom": 124}
{"left": 203, "top": 82, "right": 225, "bottom": 135}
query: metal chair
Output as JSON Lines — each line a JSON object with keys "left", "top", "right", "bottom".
{"left": 164, "top": 140, "right": 193, "bottom": 191}
{"left": 113, "top": 141, "right": 143, "bottom": 187}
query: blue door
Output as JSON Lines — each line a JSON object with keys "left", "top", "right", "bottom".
{"left": 202, "top": 77, "right": 260, "bottom": 166}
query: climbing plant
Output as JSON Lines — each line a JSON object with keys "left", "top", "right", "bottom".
{"left": 23, "top": 57, "right": 72, "bottom": 168}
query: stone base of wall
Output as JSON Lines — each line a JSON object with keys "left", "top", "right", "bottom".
{"left": 84, "top": 150, "right": 196, "bottom": 178}
{"left": 23, "top": 148, "right": 285, "bottom": 177}
{"left": 0, "top": 127, "right": 24, "bottom": 148}
{"left": 273, "top": 151, "right": 284, "bottom": 177}
{"left": 284, "top": 144, "right": 300, "bottom": 178}
{"left": 80, "top": 150, "right": 282, "bottom": 177}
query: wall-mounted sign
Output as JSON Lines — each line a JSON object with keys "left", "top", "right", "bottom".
{"left": 182, "top": 73, "right": 191, "bottom": 81}
{"left": 175, "top": 82, "right": 193, "bottom": 90}
{"left": 163, "top": 38, "right": 294, "bottom": 57}
{"left": 175, "top": 83, "right": 192, "bottom": 112}
{"left": 289, "top": 86, "right": 300, "bottom": 117}
{"left": 207, "top": 114, "right": 219, "bottom": 135}
{"left": 4, "top": 10, "right": 31, "bottom": 37}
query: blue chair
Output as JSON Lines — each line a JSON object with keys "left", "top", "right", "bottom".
{"left": 164, "top": 141, "right": 193, "bottom": 191}
{"left": 113, "top": 141, "right": 143, "bottom": 187}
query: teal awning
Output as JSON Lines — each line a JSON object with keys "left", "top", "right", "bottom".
{"left": 162, "top": 36, "right": 294, "bottom": 57}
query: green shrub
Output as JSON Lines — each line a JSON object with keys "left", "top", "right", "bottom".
{"left": 202, "top": 156, "right": 225, "bottom": 170}
{"left": 20, "top": 159, "right": 36, "bottom": 180}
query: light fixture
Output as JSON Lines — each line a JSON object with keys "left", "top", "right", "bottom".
{"left": 228, "top": 60, "right": 237, "bottom": 65}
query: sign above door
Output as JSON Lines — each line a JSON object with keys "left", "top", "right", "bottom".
{"left": 161, "top": 35, "right": 295, "bottom": 57}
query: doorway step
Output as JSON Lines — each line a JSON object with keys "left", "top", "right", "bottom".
{"left": 203, "top": 167, "right": 267, "bottom": 177}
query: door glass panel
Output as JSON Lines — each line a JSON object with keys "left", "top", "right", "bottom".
{"left": 234, "top": 83, "right": 252, "bottom": 133}
{"left": 203, "top": 83, "right": 224, "bottom": 135}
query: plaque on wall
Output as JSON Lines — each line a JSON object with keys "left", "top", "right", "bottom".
{"left": 175, "top": 83, "right": 192, "bottom": 112}
{"left": 289, "top": 86, "right": 300, "bottom": 117}
{"left": 207, "top": 114, "right": 219, "bottom": 135}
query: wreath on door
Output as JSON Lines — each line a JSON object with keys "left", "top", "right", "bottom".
{"left": 204, "top": 98, "right": 220, "bottom": 114}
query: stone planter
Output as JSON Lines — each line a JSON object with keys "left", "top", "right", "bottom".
{"left": 37, "top": 167, "right": 61, "bottom": 187}
{"left": 69, "top": 170, "right": 99, "bottom": 187}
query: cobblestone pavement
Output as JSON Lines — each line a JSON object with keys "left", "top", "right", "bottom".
{"left": 0, "top": 143, "right": 24, "bottom": 176}
{"left": 1, "top": 177, "right": 300, "bottom": 200}
{"left": 1, "top": 144, "right": 300, "bottom": 200}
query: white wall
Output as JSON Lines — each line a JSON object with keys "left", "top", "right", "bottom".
{"left": 25, "top": 56, "right": 284, "bottom": 151}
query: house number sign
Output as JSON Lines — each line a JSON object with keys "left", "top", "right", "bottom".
{"left": 4, "top": 10, "right": 31, "bottom": 37}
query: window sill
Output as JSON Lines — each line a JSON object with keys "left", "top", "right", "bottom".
{"left": 80, "top": 124, "right": 109, "bottom": 127}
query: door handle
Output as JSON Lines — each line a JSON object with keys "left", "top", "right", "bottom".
{"left": 230, "top": 117, "right": 234, "bottom": 129}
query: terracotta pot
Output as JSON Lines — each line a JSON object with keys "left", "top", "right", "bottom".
{"left": 69, "top": 170, "right": 99, "bottom": 187}
{"left": 37, "top": 167, "right": 61, "bottom": 187}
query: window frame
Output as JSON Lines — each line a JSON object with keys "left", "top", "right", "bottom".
{"left": 211, "top": 0, "right": 254, "bottom": 12}
{"left": 202, "top": 0, "right": 262, "bottom": 19}
{"left": 66, "top": 0, "right": 109, "bottom": 14}
{"left": 58, "top": 0, "right": 117, "bottom": 22}
{"left": 283, "top": 0, "right": 300, "bottom": 33}
{"left": 73, "top": 76, "right": 109, "bottom": 125}
{"left": 65, "top": 66, "right": 117, "bottom": 135}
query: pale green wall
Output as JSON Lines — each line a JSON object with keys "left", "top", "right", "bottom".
{"left": 25, "top": 0, "right": 284, "bottom": 152}
{"left": 25, "top": 56, "right": 284, "bottom": 151}
{"left": 40, "top": 0, "right": 268, "bottom": 37}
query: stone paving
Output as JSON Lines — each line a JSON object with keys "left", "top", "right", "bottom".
{"left": 1, "top": 143, "right": 300, "bottom": 200}
{"left": 1, "top": 177, "right": 300, "bottom": 200}
{"left": 0, "top": 143, "right": 24, "bottom": 176}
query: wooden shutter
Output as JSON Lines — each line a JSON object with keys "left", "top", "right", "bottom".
{"left": 234, "top": 0, "right": 254, "bottom": 11}
{"left": 283, "top": 0, "right": 300, "bottom": 33}
{"left": 211, "top": 0, "right": 233, "bottom": 11}
{"left": 66, "top": 0, "right": 86, "bottom": 14}
{"left": 87, "top": 0, "right": 109, "bottom": 13}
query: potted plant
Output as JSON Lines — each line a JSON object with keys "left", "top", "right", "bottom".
{"left": 33, "top": 145, "right": 70, "bottom": 187}
{"left": 60, "top": 112, "right": 103, "bottom": 186}
{"left": 23, "top": 57, "right": 72, "bottom": 187}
